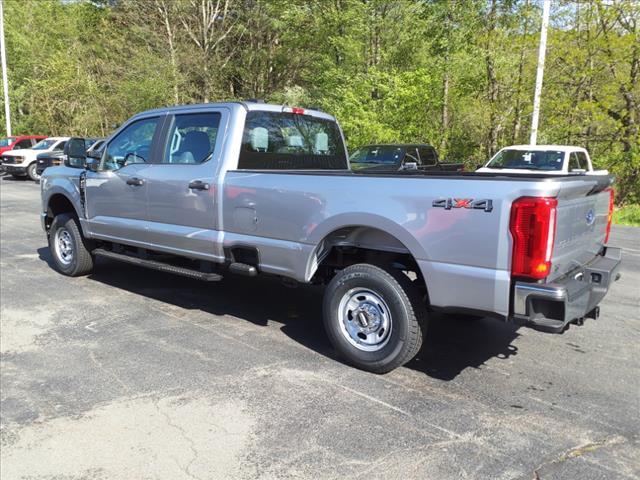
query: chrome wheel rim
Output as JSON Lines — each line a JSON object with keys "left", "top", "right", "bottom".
{"left": 54, "top": 228, "right": 74, "bottom": 265}
{"left": 337, "top": 288, "right": 392, "bottom": 351}
{"left": 29, "top": 164, "right": 40, "bottom": 180}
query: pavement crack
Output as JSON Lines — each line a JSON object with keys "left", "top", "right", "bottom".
{"left": 529, "top": 436, "right": 625, "bottom": 479}
{"left": 154, "top": 399, "right": 201, "bottom": 480}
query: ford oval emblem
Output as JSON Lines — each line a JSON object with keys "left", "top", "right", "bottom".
{"left": 586, "top": 209, "right": 595, "bottom": 226}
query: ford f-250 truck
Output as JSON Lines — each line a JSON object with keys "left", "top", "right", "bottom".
{"left": 40, "top": 102, "right": 621, "bottom": 373}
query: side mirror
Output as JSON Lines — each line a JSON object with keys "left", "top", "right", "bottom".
{"left": 64, "top": 137, "right": 88, "bottom": 169}
{"left": 401, "top": 162, "right": 418, "bottom": 171}
{"left": 85, "top": 157, "right": 100, "bottom": 172}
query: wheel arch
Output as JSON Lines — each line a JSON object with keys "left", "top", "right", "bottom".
{"left": 305, "top": 217, "right": 430, "bottom": 304}
{"left": 45, "top": 193, "right": 82, "bottom": 233}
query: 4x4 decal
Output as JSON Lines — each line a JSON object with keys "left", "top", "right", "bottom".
{"left": 432, "top": 198, "right": 493, "bottom": 212}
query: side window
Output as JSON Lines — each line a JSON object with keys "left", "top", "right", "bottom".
{"left": 569, "top": 152, "right": 581, "bottom": 171}
{"left": 89, "top": 140, "right": 104, "bottom": 153}
{"left": 404, "top": 147, "right": 420, "bottom": 165}
{"left": 101, "top": 117, "right": 159, "bottom": 171}
{"left": 576, "top": 152, "right": 589, "bottom": 170}
{"left": 163, "top": 112, "right": 220, "bottom": 164}
{"left": 15, "top": 139, "right": 33, "bottom": 149}
{"left": 418, "top": 147, "right": 437, "bottom": 166}
{"left": 54, "top": 141, "right": 66, "bottom": 151}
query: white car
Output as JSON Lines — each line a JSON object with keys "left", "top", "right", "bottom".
{"left": 477, "top": 145, "right": 608, "bottom": 175}
{"left": 1, "top": 137, "right": 70, "bottom": 181}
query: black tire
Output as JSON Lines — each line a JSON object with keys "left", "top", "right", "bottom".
{"left": 27, "top": 162, "right": 40, "bottom": 181}
{"left": 49, "top": 213, "right": 94, "bottom": 276}
{"left": 323, "top": 263, "right": 427, "bottom": 374}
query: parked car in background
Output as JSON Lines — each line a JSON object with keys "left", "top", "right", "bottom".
{"left": 0, "top": 135, "right": 47, "bottom": 156}
{"left": 1, "top": 137, "right": 69, "bottom": 181}
{"left": 40, "top": 102, "right": 620, "bottom": 374}
{"left": 477, "top": 145, "right": 607, "bottom": 175}
{"left": 36, "top": 138, "right": 103, "bottom": 176}
{"left": 349, "top": 144, "right": 464, "bottom": 172}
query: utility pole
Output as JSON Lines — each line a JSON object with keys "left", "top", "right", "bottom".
{"left": 530, "top": 0, "right": 550, "bottom": 145}
{"left": 0, "top": 0, "right": 11, "bottom": 137}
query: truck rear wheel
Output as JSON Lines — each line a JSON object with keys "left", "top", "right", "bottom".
{"left": 323, "top": 263, "right": 426, "bottom": 373}
{"left": 49, "top": 213, "right": 94, "bottom": 276}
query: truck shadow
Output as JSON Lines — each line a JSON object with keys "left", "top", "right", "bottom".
{"left": 37, "top": 249, "right": 520, "bottom": 381}
{"left": 405, "top": 313, "right": 519, "bottom": 380}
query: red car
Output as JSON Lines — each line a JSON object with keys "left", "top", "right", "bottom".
{"left": 0, "top": 135, "right": 47, "bottom": 156}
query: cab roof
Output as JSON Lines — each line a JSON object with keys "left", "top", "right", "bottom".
{"left": 133, "top": 101, "right": 336, "bottom": 122}
{"left": 503, "top": 144, "right": 588, "bottom": 153}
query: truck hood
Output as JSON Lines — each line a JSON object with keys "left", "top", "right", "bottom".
{"left": 37, "top": 150, "right": 65, "bottom": 160}
{"left": 1, "top": 148, "right": 40, "bottom": 161}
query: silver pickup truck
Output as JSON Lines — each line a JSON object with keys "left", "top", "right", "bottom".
{"left": 40, "top": 101, "right": 621, "bottom": 373}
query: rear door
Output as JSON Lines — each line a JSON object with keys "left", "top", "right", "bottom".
{"left": 143, "top": 108, "right": 227, "bottom": 259}
{"left": 84, "top": 115, "right": 164, "bottom": 243}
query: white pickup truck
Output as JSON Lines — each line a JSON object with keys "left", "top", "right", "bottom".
{"left": 477, "top": 145, "right": 608, "bottom": 175}
{"left": 1, "top": 137, "right": 70, "bottom": 181}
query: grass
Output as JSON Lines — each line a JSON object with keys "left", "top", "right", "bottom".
{"left": 613, "top": 204, "right": 640, "bottom": 226}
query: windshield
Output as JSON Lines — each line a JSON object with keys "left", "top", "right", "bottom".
{"left": 32, "top": 139, "right": 58, "bottom": 150}
{"left": 486, "top": 149, "right": 564, "bottom": 171}
{"left": 0, "top": 137, "right": 16, "bottom": 147}
{"left": 350, "top": 146, "right": 404, "bottom": 165}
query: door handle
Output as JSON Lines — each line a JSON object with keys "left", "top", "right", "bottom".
{"left": 126, "top": 177, "right": 144, "bottom": 186}
{"left": 188, "top": 180, "right": 210, "bottom": 191}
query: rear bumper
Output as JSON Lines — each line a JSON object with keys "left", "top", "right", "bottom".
{"left": 512, "top": 246, "right": 622, "bottom": 332}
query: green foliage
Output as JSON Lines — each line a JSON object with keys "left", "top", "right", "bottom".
{"left": 613, "top": 204, "right": 640, "bottom": 227}
{"left": 1, "top": 0, "right": 638, "bottom": 202}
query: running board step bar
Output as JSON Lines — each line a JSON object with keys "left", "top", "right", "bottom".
{"left": 94, "top": 248, "right": 223, "bottom": 281}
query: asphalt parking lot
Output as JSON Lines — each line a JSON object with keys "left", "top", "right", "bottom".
{"left": 1, "top": 177, "right": 639, "bottom": 480}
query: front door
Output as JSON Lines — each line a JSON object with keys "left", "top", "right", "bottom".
{"left": 143, "top": 109, "right": 225, "bottom": 260}
{"left": 84, "top": 115, "right": 163, "bottom": 244}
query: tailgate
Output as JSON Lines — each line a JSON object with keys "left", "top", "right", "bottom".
{"left": 549, "top": 176, "right": 613, "bottom": 281}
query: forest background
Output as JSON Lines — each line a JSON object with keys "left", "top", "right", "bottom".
{"left": 1, "top": 0, "right": 638, "bottom": 219}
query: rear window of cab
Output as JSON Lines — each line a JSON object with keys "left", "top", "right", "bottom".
{"left": 238, "top": 111, "right": 347, "bottom": 170}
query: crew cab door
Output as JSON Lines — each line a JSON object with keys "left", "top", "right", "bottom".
{"left": 84, "top": 115, "right": 164, "bottom": 243}
{"left": 143, "top": 109, "right": 226, "bottom": 260}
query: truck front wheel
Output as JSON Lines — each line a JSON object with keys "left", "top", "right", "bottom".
{"left": 323, "top": 263, "right": 426, "bottom": 373}
{"left": 27, "top": 162, "right": 40, "bottom": 181}
{"left": 49, "top": 213, "right": 94, "bottom": 276}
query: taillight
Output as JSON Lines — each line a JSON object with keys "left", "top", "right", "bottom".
{"left": 605, "top": 187, "right": 615, "bottom": 244}
{"left": 510, "top": 197, "right": 558, "bottom": 280}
